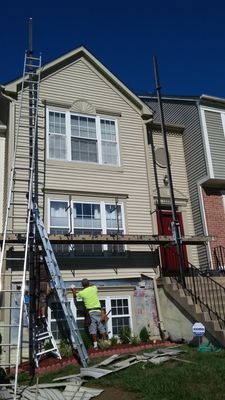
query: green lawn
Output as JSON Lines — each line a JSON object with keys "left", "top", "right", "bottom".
{"left": 92, "top": 347, "right": 225, "bottom": 400}
{"left": 18, "top": 346, "right": 225, "bottom": 400}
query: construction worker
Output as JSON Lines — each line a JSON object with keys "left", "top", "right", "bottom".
{"left": 71, "top": 279, "right": 106, "bottom": 350}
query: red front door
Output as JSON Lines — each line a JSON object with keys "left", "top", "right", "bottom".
{"left": 157, "top": 210, "right": 188, "bottom": 272}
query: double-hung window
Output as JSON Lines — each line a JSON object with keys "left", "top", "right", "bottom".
{"left": 49, "top": 200, "right": 125, "bottom": 256}
{"left": 48, "top": 110, "right": 119, "bottom": 166}
{"left": 72, "top": 296, "right": 131, "bottom": 338}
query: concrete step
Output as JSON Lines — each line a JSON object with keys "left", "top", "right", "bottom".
{"left": 162, "top": 282, "right": 225, "bottom": 348}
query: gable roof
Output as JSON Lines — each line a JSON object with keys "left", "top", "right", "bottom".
{"left": 4, "top": 46, "right": 152, "bottom": 118}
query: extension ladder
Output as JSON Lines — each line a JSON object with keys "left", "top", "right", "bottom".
{"left": 0, "top": 50, "right": 42, "bottom": 398}
{"left": 34, "top": 204, "right": 89, "bottom": 368}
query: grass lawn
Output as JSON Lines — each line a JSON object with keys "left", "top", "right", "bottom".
{"left": 18, "top": 346, "right": 225, "bottom": 400}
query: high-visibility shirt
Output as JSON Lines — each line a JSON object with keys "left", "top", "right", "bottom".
{"left": 76, "top": 285, "right": 101, "bottom": 311}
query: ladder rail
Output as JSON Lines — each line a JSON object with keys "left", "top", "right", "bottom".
{"left": 14, "top": 54, "right": 42, "bottom": 398}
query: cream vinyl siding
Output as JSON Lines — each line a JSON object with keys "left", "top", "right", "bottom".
{"left": 148, "top": 130, "right": 199, "bottom": 266}
{"left": 0, "top": 136, "right": 5, "bottom": 233}
{"left": 38, "top": 58, "right": 152, "bottom": 252}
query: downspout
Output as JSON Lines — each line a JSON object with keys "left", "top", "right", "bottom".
{"left": 196, "top": 100, "right": 213, "bottom": 269}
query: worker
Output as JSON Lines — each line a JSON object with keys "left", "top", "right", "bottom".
{"left": 71, "top": 279, "right": 106, "bottom": 350}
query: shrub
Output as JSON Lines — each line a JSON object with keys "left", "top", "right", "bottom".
{"left": 110, "top": 336, "right": 118, "bottom": 346}
{"left": 59, "top": 338, "right": 73, "bottom": 357}
{"left": 80, "top": 332, "right": 92, "bottom": 349}
{"left": 118, "top": 326, "right": 131, "bottom": 344}
{"left": 139, "top": 327, "right": 150, "bottom": 343}
{"left": 97, "top": 339, "right": 111, "bottom": 350}
{"left": 130, "top": 335, "right": 141, "bottom": 345}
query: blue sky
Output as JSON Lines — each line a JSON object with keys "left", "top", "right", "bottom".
{"left": 1, "top": 0, "right": 225, "bottom": 97}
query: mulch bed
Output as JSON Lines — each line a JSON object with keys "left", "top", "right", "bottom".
{"left": 19, "top": 340, "right": 176, "bottom": 374}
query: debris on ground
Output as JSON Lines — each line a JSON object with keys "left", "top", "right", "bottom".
{"left": 0, "top": 347, "right": 188, "bottom": 399}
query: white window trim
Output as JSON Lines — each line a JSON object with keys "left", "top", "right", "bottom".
{"left": 48, "top": 199, "right": 70, "bottom": 233}
{"left": 74, "top": 295, "right": 132, "bottom": 339}
{"left": 200, "top": 107, "right": 214, "bottom": 178}
{"left": 48, "top": 199, "right": 126, "bottom": 252}
{"left": 47, "top": 107, "right": 120, "bottom": 166}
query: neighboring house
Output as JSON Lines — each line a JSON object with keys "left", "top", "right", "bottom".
{"left": 140, "top": 94, "right": 225, "bottom": 271}
{"left": 1, "top": 46, "right": 163, "bottom": 341}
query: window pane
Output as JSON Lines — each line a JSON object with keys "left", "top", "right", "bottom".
{"left": 102, "top": 142, "right": 118, "bottom": 165}
{"left": 71, "top": 115, "right": 96, "bottom": 139}
{"left": 49, "top": 134, "right": 66, "bottom": 160}
{"left": 74, "top": 203, "right": 101, "bottom": 229}
{"left": 71, "top": 138, "right": 98, "bottom": 163}
{"left": 50, "top": 201, "right": 68, "bottom": 227}
{"left": 105, "top": 204, "right": 122, "bottom": 229}
{"left": 112, "top": 316, "right": 130, "bottom": 335}
{"left": 49, "top": 112, "right": 66, "bottom": 135}
{"left": 100, "top": 120, "right": 116, "bottom": 141}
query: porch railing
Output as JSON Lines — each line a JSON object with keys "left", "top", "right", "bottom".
{"left": 174, "top": 262, "right": 225, "bottom": 329}
{"left": 214, "top": 246, "right": 225, "bottom": 271}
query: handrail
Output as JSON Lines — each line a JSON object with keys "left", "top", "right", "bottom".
{"left": 174, "top": 262, "right": 225, "bottom": 329}
{"left": 214, "top": 246, "right": 225, "bottom": 271}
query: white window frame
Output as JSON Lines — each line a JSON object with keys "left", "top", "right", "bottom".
{"left": 47, "top": 107, "right": 120, "bottom": 166}
{"left": 48, "top": 297, "right": 76, "bottom": 340}
{"left": 73, "top": 295, "right": 132, "bottom": 339}
{"left": 48, "top": 199, "right": 126, "bottom": 253}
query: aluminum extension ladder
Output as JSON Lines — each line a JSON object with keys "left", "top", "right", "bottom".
{"left": 0, "top": 51, "right": 42, "bottom": 398}
{"left": 34, "top": 204, "right": 89, "bottom": 368}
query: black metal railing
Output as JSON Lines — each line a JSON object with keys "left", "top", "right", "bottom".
{"left": 214, "top": 246, "right": 225, "bottom": 271}
{"left": 173, "top": 262, "right": 225, "bottom": 329}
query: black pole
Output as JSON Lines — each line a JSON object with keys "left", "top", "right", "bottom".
{"left": 153, "top": 56, "right": 186, "bottom": 287}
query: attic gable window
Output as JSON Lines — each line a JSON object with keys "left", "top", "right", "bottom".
{"left": 47, "top": 109, "right": 119, "bottom": 166}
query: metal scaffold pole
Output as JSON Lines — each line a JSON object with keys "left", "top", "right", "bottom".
{"left": 153, "top": 56, "right": 186, "bottom": 288}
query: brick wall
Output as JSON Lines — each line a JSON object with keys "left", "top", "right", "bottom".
{"left": 202, "top": 187, "right": 225, "bottom": 268}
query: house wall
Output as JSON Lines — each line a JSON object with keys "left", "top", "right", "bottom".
{"left": 202, "top": 108, "right": 225, "bottom": 179}
{"left": 141, "top": 97, "right": 208, "bottom": 268}
{"left": 202, "top": 187, "right": 225, "bottom": 268}
{"left": 147, "top": 128, "right": 199, "bottom": 266}
{"left": 0, "top": 135, "right": 5, "bottom": 233}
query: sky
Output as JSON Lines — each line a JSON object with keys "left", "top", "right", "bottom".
{"left": 1, "top": 0, "right": 225, "bottom": 98}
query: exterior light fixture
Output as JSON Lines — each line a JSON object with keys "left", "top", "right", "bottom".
{"left": 163, "top": 174, "right": 169, "bottom": 186}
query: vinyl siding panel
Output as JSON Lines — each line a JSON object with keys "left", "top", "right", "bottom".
{"left": 148, "top": 130, "right": 198, "bottom": 265}
{"left": 204, "top": 110, "right": 225, "bottom": 179}
{"left": 39, "top": 59, "right": 153, "bottom": 255}
{"left": 0, "top": 136, "right": 5, "bottom": 233}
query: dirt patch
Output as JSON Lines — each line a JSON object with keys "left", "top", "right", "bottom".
{"left": 96, "top": 386, "right": 138, "bottom": 400}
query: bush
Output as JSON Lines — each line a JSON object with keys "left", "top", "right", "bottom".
{"left": 97, "top": 339, "right": 111, "bottom": 350}
{"left": 139, "top": 327, "right": 150, "bottom": 343}
{"left": 59, "top": 338, "right": 73, "bottom": 357}
{"left": 119, "top": 326, "right": 131, "bottom": 344}
{"left": 80, "top": 332, "right": 92, "bottom": 349}
{"left": 110, "top": 336, "right": 118, "bottom": 346}
{"left": 130, "top": 335, "right": 141, "bottom": 345}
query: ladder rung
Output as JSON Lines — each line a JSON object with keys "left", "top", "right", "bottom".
{"left": 36, "top": 348, "right": 58, "bottom": 357}
{"left": 4, "top": 258, "right": 25, "bottom": 261}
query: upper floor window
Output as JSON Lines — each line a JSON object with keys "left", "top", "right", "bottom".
{"left": 49, "top": 199, "right": 125, "bottom": 256}
{"left": 47, "top": 110, "right": 120, "bottom": 166}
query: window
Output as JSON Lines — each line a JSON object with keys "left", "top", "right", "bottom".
{"left": 73, "top": 202, "right": 102, "bottom": 255}
{"left": 48, "top": 109, "right": 119, "bottom": 166}
{"left": 49, "top": 112, "right": 66, "bottom": 160}
{"left": 48, "top": 298, "right": 76, "bottom": 340}
{"left": 50, "top": 296, "right": 131, "bottom": 340}
{"left": 111, "top": 298, "right": 130, "bottom": 335}
{"left": 49, "top": 200, "right": 125, "bottom": 256}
